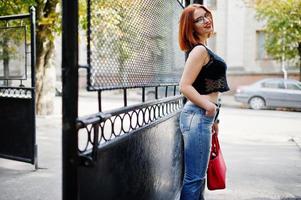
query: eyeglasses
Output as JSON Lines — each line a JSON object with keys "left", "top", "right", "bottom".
{"left": 193, "top": 12, "right": 211, "bottom": 25}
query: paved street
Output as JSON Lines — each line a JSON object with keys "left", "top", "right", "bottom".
{"left": 206, "top": 107, "right": 301, "bottom": 200}
{"left": 0, "top": 94, "right": 301, "bottom": 200}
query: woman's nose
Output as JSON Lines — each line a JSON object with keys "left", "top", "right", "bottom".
{"left": 204, "top": 17, "right": 210, "bottom": 24}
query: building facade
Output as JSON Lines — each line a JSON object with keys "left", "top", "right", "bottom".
{"left": 204, "top": 0, "right": 299, "bottom": 91}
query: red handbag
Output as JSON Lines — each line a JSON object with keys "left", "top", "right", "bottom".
{"left": 207, "top": 133, "right": 226, "bottom": 190}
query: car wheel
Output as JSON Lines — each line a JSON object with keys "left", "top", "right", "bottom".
{"left": 249, "top": 97, "right": 265, "bottom": 110}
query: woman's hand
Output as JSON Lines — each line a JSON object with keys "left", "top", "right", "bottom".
{"left": 205, "top": 103, "right": 216, "bottom": 117}
{"left": 212, "top": 121, "right": 219, "bottom": 135}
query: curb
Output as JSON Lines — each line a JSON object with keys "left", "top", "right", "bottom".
{"left": 221, "top": 102, "right": 244, "bottom": 109}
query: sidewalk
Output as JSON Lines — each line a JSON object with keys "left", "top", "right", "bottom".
{"left": 0, "top": 113, "right": 62, "bottom": 200}
{"left": 0, "top": 92, "right": 143, "bottom": 200}
{"left": 220, "top": 94, "right": 301, "bottom": 150}
{"left": 0, "top": 93, "right": 300, "bottom": 200}
{"left": 220, "top": 94, "right": 243, "bottom": 109}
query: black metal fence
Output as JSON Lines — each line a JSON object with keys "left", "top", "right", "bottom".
{"left": 62, "top": 0, "right": 186, "bottom": 199}
{"left": 77, "top": 96, "right": 184, "bottom": 165}
{"left": 0, "top": 8, "right": 37, "bottom": 168}
{"left": 77, "top": 96, "right": 184, "bottom": 199}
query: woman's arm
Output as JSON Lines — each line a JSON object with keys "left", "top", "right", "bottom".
{"left": 179, "top": 45, "right": 216, "bottom": 117}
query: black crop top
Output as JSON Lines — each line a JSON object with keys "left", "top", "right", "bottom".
{"left": 188, "top": 44, "right": 230, "bottom": 95}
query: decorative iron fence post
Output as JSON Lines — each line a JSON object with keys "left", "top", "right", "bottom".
{"left": 62, "top": 0, "right": 79, "bottom": 199}
{"left": 30, "top": 6, "right": 38, "bottom": 170}
{"left": 30, "top": 7, "right": 36, "bottom": 89}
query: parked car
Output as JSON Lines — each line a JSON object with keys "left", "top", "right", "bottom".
{"left": 234, "top": 78, "right": 301, "bottom": 110}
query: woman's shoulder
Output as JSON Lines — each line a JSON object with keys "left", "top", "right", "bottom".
{"left": 188, "top": 45, "right": 208, "bottom": 58}
{"left": 186, "top": 45, "right": 211, "bottom": 67}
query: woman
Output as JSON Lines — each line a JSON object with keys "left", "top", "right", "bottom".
{"left": 178, "top": 4, "right": 229, "bottom": 200}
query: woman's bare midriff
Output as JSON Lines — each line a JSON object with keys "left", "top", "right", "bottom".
{"left": 201, "top": 92, "right": 219, "bottom": 104}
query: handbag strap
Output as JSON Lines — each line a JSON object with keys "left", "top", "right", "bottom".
{"left": 211, "top": 133, "right": 220, "bottom": 158}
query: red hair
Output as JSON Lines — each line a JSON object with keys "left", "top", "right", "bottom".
{"left": 178, "top": 4, "right": 214, "bottom": 52}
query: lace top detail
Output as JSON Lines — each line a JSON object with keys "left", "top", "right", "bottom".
{"left": 204, "top": 77, "right": 228, "bottom": 93}
{"left": 188, "top": 44, "right": 230, "bottom": 95}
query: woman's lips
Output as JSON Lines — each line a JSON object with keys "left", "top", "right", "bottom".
{"left": 204, "top": 24, "right": 211, "bottom": 29}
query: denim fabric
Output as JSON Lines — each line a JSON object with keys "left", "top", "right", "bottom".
{"left": 179, "top": 102, "right": 214, "bottom": 200}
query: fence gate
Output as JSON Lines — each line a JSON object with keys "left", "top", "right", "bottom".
{"left": 62, "top": 0, "right": 187, "bottom": 199}
{"left": 0, "top": 8, "right": 37, "bottom": 168}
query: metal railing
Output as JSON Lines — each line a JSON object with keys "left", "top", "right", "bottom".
{"left": 77, "top": 95, "right": 183, "bottom": 167}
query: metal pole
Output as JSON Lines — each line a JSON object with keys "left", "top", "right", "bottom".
{"left": 185, "top": 0, "right": 190, "bottom": 7}
{"left": 30, "top": 7, "right": 36, "bottom": 93}
{"left": 62, "top": 0, "right": 79, "bottom": 199}
{"left": 124, "top": 88, "right": 127, "bottom": 107}
{"left": 0, "top": 13, "right": 30, "bottom": 20}
{"left": 155, "top": 86, "right": 158, "bottom": 99}
{"left": 183, "top": 0, "right": 195, "bottom": 105}
{"left": 30, "top": 6, "right": 38, "bottom": 170}
{"left": 281, "top": 33, "right": 287, "bottom": 80}
{"left": 298, "top": 43, "right": 301, "bottom": 81}
{"left": 142, "top": 87, "right": 145, "bottom": 102}
{"left": 193, "top": 0, "right": 203, "bottom": 4}
{"left": 98, "top": 91, "right": 102, "bottom": 112}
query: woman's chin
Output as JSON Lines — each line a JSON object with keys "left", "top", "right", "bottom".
{"left": 205, "top": 26, "right": 213, "bottom": 32}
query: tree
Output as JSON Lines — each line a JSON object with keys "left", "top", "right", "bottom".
{"left": 0, "top": 26, "right": 25, "bottom": 81}
{"left": 95, "top": 1, "right": 137, "bottom": 86}
{"left": 35, "top": 0, "right": 60, "bottom": 115}
{"left": 246, "top": 0, "right": 301, "bottom": 80}
{"left": 0, "top": 0, "right": 60, "bottom": 115}
{"left": 94, "top": 0, "right": 169, "bottom": 87}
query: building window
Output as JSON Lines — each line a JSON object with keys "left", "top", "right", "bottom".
{"left": 256, "top": 30, "right": 269, "bottom": 60}
{"left": 204, "top": 0, "right": 217, "bottom": 9}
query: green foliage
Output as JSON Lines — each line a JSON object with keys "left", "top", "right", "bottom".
{"left": 79, "top": 0, "right": 88, "bottom": 30}
{"left": 0, "top": 28, "right": 26, "bottom": 60}
{"left": 0, "top": 0, "right": 35, "bottom": 15}
{"left": 94, "top": 0, "right": 137, "bottom": 69}
{"left": 255, "top": 0, "right": 301, "bottom": 63}
{"left": 94, "top": 0, "right": 171, "bottom": 72}
{"left": 0, "top": 0, "right": 61, "bottom": 40}
{"left": 0, "top": 0, "right": 35, "bottom": 42}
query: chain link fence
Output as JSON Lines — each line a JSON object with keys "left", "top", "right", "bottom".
{"left": 87, "top": 0, "right": 185, "bottom": 90}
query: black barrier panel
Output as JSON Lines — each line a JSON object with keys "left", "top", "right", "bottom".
{"left": 78, "top": 112, "right": 183, "bottom": 200}
{"left": 0, "top": 95, "right": 35, "bottom": 163}
{"left": 0, "top": 8, "right": 37, "bottom": 167}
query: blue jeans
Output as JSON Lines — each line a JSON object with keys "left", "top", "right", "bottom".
{"left": 179, "top": 102, "right": 214, "bottom": 200}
